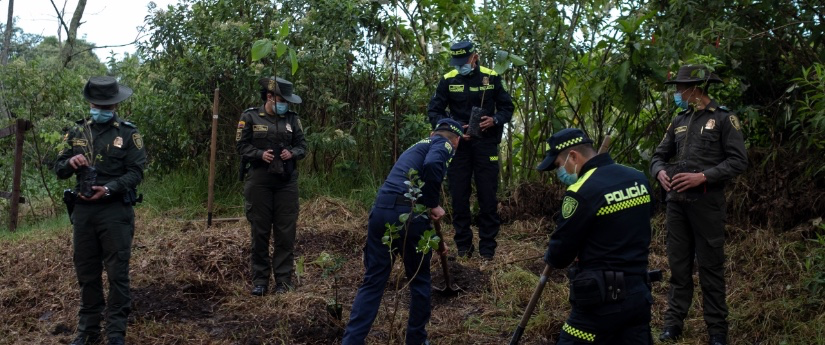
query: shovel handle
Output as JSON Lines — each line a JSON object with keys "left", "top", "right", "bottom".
{"left": 509, "top": 265, "right": 552, "bottom": 344}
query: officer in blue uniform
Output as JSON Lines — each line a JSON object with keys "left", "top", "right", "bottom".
{"left": 538, "top": 128, "right": 653, "bottom": 344}
{"left": 342, "top": 119, "right": 463, "bottom": 345}
{"left": 427, "top": 40, "right": 514, "bottom": 259}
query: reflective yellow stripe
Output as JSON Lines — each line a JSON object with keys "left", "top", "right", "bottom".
{"left": 597, "top": 195, "right": 651, "bottom": 216}
{"left": 490, "top": 156, "right": 499, "bottom": 162}
{"left": 555, "top": 137, "right": 584, "bottom": 150}
{"left": 567, "top": 168, "right": 596, "bottom": 193}
{"left": 562, "top": 322, "right": 596, "bottom": 343}
{"left": 444, "top": 70, "right": 459, "bottom": 79}
{"left": 480, "top": 66, "right": 498, "bottom": 76}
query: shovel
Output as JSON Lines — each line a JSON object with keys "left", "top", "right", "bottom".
{"left": 432, "top": 219, "right": 463, "bottom": 296}
{"left": 509, "top": 264, "right": 552, "bottom": 345}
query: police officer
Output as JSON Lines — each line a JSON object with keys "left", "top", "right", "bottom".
{"left": 236, "top": 76, "right": 307, "bottom": 295}
{"left": 342, "top": 119, "right": 463, "bottom": 345}
{"left": 538, "top": 128, "right": 653, "bottom": 344}
{"left": 55, "top": 76, "right": 147, "bottom": 345}
{"left": 651, "top": 65, "right": 747, "bottom": 345}
{"left": 427, "top": 40, "right": 514, "bottom": 259}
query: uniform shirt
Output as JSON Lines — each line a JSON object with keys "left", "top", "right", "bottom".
{"left": 650, "top": 100, "right": 747, "bottom": 186}
{"left": 236, "top": 106, "right": 307, "bottom": 164}
{"left": 378, "top": 135, "right": 454, "bottom": 208}
{"left": 55, "top": 116, "right": 147, "bottom": 195}
{"left": 427, "top": 65, "right": 514, "bottom": 143}
{"left": 545, "top": 154, "right": 652, "bottom": 276}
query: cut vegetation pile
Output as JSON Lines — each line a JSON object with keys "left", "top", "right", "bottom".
{"left": 1, "top": 193, "right": 823, "bottom": 344}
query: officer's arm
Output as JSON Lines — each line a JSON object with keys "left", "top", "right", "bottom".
{"left": 106, "top": 128, "right": 147, "bottom": 194}
{"left": 54, "top": 127, "right": 78, "bottom": 179}
{"left": 650, "top": 119, "right": 677, "bottom": 177}
{"left": 544, "top": 192, "right": 594, "bottom": 269}
{"left": 235, "top": 112, "right": 264, "bottom": 161}
{"left": 288, "top": 116, "right": 307, "bottom": 160}
{"left": 418, "top": 139, "right": 453, "bottom": 208}
{"left": 702, "top": 114, "right": 748, "bottom": 183}
{"left": 492, "top": 75, "right": 514, "bottom": 126}
{"left": 427, "top": 79, "right": 449, "bottom": 129}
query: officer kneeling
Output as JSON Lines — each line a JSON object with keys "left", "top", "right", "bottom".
{"left": 538, "top": 128, "right": 654, "bottom": 344}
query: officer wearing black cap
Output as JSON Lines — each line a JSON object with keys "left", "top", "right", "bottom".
{"left": 55, "top": 76, "right": 147, "bottom": 345}
{"left": 427, "top": 40, "right": 515, "bottom": 259}
{"left": 651, "top": 65, "right": 747, "bottom": 345}
{"left": 539, "top": 128, "right": 653, "bottom": 344}
{"left": 343, "top": 119, "right": 463, "bottom": 345}
{"left": 236, "top": 76, "right": 307, "bottom": 296}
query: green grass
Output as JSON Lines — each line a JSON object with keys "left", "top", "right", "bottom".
{"left": 0, "top": 213, "right": 70, "bottom": 242}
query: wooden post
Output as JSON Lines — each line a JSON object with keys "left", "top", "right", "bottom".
{"left": 207, "top": 88, "right": 219, "bottom": 227}
{"left": 8, "top": 119, "right": 32, "bottom": 231}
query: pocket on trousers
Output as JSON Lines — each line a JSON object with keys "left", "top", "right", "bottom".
{"left": 570, "top": 271, "right": 605, "bottom": 308}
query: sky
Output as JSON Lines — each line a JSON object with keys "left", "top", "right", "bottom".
{"left": 1, "top": 0, "right": 180, "bottom": 61}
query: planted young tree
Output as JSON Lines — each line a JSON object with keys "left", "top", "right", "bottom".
{"left": 311, "top": 251, "right": 346, "bottom": 320}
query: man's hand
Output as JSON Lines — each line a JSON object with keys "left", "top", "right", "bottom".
{"left": 262, "top": 149, "right": 275, "bottom": 163}
{"left": 479, "top": 116, "right": 495, "bottom": 130}
{"left": 280, "top": 149, "right": 293, "bottom": 160}
{"left": 68, "top": 154, "right": 89, "bottom": 170}
{"left": 671, "top": 172, "right": 706, "bottom": 192}
{"left": 78, "top": 186, "right": 107, "bottom": 201}
{"left": 461, "top": 124, "right": 472, "bottom": 140}
{"left": 430, "top": 206, "right": 446, "bottom": 220}
{"left": 656, "top": 170, "right": 672, "bottom": 192}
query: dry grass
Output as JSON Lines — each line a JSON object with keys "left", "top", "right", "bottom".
{"left": 1, "top": 192, "right": 823, "bottom": 344}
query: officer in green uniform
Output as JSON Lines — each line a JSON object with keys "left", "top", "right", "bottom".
{"left": 236, "top": 76, "right": 307, "bottom": 296}
{"left": 55, "top": 76, "right": 147, "bottom": 345}
{"left": 650, "top": 65, "right": 748, "bottom": 345}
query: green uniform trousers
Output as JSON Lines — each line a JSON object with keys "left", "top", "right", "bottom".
{"left": 244, "top": 167, "right": 299, "bottom": 287}
{"left": 71, "top": 201, "right": 134, "bottom": 338}
{"left": 663, "top": 191, "right": 729, "bottom": 336}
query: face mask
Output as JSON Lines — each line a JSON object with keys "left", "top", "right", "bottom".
{"left": 458, "top": 63, "right": 474, "bottom": 76}
{"left": 556, "top": 152, "right": 579, "bottom": 186}
{"left": 275, "top": 102, "right": 288, "bottom": 115}
{"left": 674, "top": 92, "right": 689, "bottom": 109}
{"left": 90, "top": 108, "right": 114, "bottom": 123}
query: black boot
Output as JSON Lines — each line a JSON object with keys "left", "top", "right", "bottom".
{"left": 709, "top": 334, "right": 727, "bottom": 345}
{"left": 251, "top": 285, "right": 267, "bottom": 296}
{"left": 69, "top": 333, "right": 100, "bottom": 345}
{"left": 659, "top": 326, "right": 682, "bottom": 342}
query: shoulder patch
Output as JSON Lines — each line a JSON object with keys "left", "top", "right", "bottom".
{"left": 729, "top": 115, "right": 741, "bottom": 131}
{"left": 132, "top": 133, "right": 144, "bottom": 150}
{"left": 444, "top": 141, "right": 453, "bottom": 153}
{"left": 479, "top": 66, "right": 498, "bottom": 76}
{"left": 443, "top": 70, "right": 459, "bottom": 79}
{"left": 561, "top": 196, "right": 578, "bottom": 219}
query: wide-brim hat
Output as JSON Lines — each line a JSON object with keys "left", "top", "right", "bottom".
{"left": 537, "top": 128, "right": 594, "bottom": 171}
{"left": 664, "top": 65, "right": 723, "bottom": 85}
{"left": 259, "top": 76, "right": 302, "bottom": 104}
{"left": 449, "top": 41, "right": 475, "bottom": 67}
{"left": 83, "top": 76, "right": 133, "bottom": 105}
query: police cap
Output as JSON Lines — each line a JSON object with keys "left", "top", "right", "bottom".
{"left": 436, "top": 118, "right": 464, "bottom": 137}
{"left": 537, "top": 128, "right": 594, "bottom": 171}
{"left": 258, "top": 76, "right": 303, "bottom": 104}
{"left": 449, "top": 41, "right": 475, "bottom": 67}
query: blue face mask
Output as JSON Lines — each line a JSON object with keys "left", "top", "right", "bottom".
{"left": 674, "top": 93, "right": 689, "bottom": 109}
{"left": 556, "top": 153, "right": 579, "bottom": 186}
{"left": 275, "top": 102, "right": 288, "bottom": 115}
{"left": 90, "top": 108, "right": 114, "bottom": 123}
{"left": 458, "top": 63, "right": 474, "bottom": 76}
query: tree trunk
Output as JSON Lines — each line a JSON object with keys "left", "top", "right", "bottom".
{"left": 59, "top": 0, "right": 87, "bottom": 67}
{"left": 2, "top": 0, "right": 14, "bottom": 65}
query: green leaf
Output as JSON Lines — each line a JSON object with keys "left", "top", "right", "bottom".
{"left": 290, "top": 49, "right": 299, "bottom": 75}
{"left": 279, "top": 21, "right": 289, "bottom": 39}
{"left": 399, "top": 213, "right": 410, "bottom": 223}
{"left": 276, "top": 42, "right": 287, "bottom": 58}
{"left": 509, "top": 54, "right": 527, "bottom": 66}
{"left": 251, "top": 39, "right": 272, "bottom": 61}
